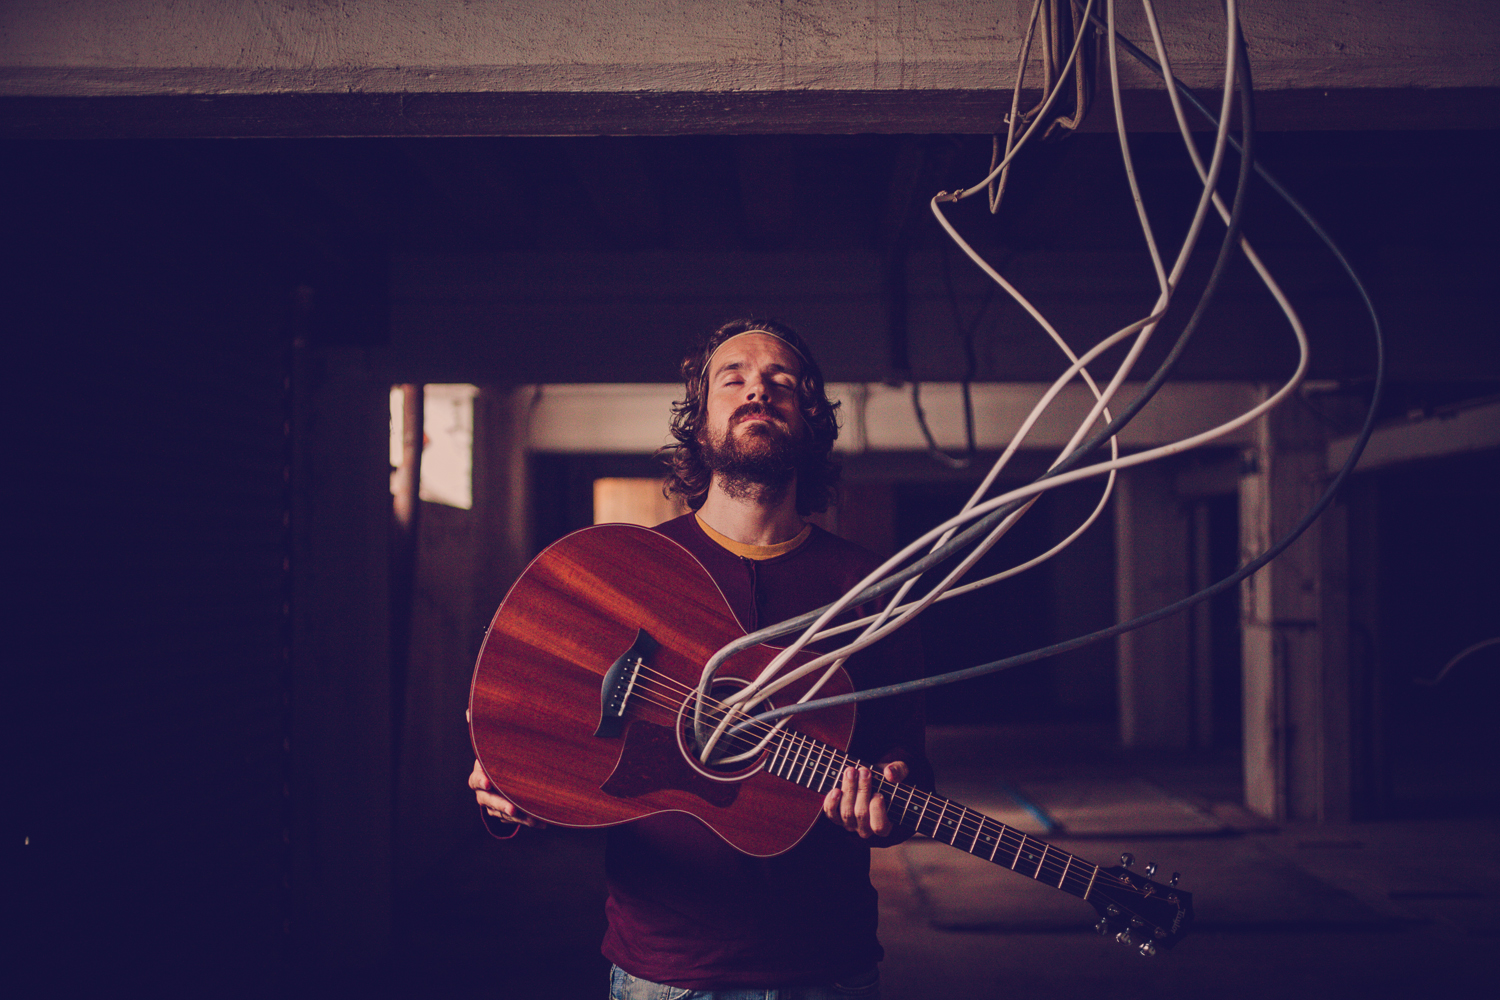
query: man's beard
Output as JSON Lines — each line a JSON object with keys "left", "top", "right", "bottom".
{"left": 701, "top": 403, "right": 805, "bottom": 503}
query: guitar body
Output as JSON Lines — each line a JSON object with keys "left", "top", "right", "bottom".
{"left": 468, "top": 523, "right": 855, "bottom": 858}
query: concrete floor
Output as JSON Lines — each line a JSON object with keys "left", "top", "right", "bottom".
{"left": 398, "top": 724, "right": 1496, "bottom": 999}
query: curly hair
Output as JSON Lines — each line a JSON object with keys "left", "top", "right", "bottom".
{"left": 661, "top": 318, "right": 841, "bottom": 515}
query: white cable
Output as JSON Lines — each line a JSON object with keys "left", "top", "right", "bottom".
{"left": 723, "top": 0, "right": 1235, "bottom": 704}
{"left": 698, "top": 0, "right": 1307, "bottom": 759}
{"left": 956, "top": 0, "right": 1101, "bottom": 201}
{"left": 701, "top": 0, "right": 1239, "bottom": 760}
{"left": 1109, "top": 0, "right": 1170, "bottom": 297}
{"left": 990, "top": 0, "right": 1046, "bottom": 213}
{"left": 738, "top": 227, "right": 1309, "bottom": 727}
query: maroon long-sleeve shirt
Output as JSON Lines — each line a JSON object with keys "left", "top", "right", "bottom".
{"left": 599, "top": 513, "right": 930, "bottom": 989}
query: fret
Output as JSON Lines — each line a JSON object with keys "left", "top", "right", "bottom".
{"left": 1058, "top": 853, "right": 1072, "bottom": 889}
{"left": 969, "top": 816, "right": 985, "bottom": 854}
{"left": 1010, "top": 833, "right": 1027, "bottom": 870}
{"left": 930, "top": 799, "right": 950, "bottom": 841}
{"left": 987, "top": 822, "right": 1006, "bottom": 863}
{"left": 880, "top": 779, "right": 898, "bottom": 814}
{"left": 1034, "top": 843, "right": 1050, "bottom": 880}
{"left": 1083, "top": 864, "right": 1100, "bottom": 900}
{"left": 826, "top": 748, "right": 847, "bottom": 794}
{"left": 953, "top": 807, "right": 972, "bottom": 847}
{"left": 801, "top": 736, "right": 822, "bottom": 789}
{"left": 820, "top": 747, "right": 844, "bottom": 794}
{"left": 803, "top": 739, "right": 824, "bottom": 790}
{"left": 804, "top": 734, "right": 828, "bottom": 791}
{"left": 809, "top": 739, "right": 829, "bottom": 789}
{"left": 782, "top": 734, "right": 799, "bottom": 780}
{"left": 769, "top": 731, "right": 787, "bottom": 778}
{"left": 825, "top": 748, "right": 847, "bottom": 793}
{"left": 913, "top": 793, "right": 932, "bottom": 833}
{"left": 771, "top": 732, "right": 791, "bottom": 778}
{"left": 888, "top": 783, "right": 913, "bottom": 825}
{"left": 780, "top": 732, "right": 799, "bottom": 782}
{"left": 943, "top": 805, "right": 965, "bottom": 845}
{"left": 811, "top": 741, "right": 830, "bottom": 790}
{"left": 886, "top": 782, "right": 907, "bottom": 820}
{"left": 791, "top": 734, "right": 811, "bottom": 786}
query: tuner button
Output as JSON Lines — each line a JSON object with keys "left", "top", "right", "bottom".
{"left": 1120, "top": 852, "right": 1135, "bottom": 868}
{"left": 1106, "top": 904, "right": 1121, "bottom": 918}
{"left": 1095, "top": 918, "right": 1109, "bottom": 936}
{"left": 1115, "top": 929, "right": 1133, "bottom": 946}
{"left": 1169, "top": 872, "right": 1181, "bottom": 887}
{"left": 1139, "top": 941, "right": 1158, "bottom": 958}
{"left": 1144, "top": 861, "right": 1157, "bottom": 877}
{"left": 1130, "top": 917, "right": 1145, "bottom": 929}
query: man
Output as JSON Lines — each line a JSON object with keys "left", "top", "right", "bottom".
{"left": 470, "top": 318, "right": 930, "bottom": 999}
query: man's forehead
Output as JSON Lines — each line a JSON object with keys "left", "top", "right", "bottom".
{"left": 707, "top": 332, "right": 802, "bottom": 378}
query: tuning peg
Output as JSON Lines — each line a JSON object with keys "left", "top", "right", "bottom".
{"left": 1119, "top": 852, "right": 1134, "bottom": 868}
{"left": 1094, "top": 918, "right": 1109, "bottom": 935}
{"left": 1169, "top": 872, "right": 1180, "bottom": 887}
{"left": 1144, "top": 861, "right": 1157, "bottom": 877}
{"left": 1139, "top": 941, "right": 1158, "bottom": 958}
{"left": 1115, "top": 928, "right": 1133, "bottom": 946}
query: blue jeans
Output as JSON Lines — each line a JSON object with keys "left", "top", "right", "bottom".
{"left": 608, "top": 964, "right": 880, "bottom": 1000}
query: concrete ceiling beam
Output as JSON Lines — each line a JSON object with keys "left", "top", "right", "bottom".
{"left": 2, "top": 1, "right": 1497, "bottom": 137}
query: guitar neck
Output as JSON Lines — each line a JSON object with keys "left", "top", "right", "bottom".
{"left": 764, "top": 726, "right": 1101, "bottom": 902}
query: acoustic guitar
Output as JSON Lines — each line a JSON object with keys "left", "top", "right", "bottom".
{"left": 469, "top": 523, "right": 1193, "bottom": 954}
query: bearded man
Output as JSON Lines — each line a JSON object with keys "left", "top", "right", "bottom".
{"left": 470, "top": 318, "right": 931, "bottom": 999}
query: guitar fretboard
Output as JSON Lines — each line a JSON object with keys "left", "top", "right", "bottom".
{"left": 763, "top": 726, "right": 1100, "bottom": 901}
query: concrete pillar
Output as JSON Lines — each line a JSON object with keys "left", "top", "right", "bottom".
{"left": 394, "top": 386, "right": 536, "bottom": 891}
{"left": 1115, "top": 461, "right": 1192, "bottom": 748}
{"left": 1239, "top": 387, "right": 1353, "bottom": 822}
{"left": 290, "top": 350, "right": 394, "bottom": 981}
{"left": 396, "top": 501, "right": 479, "bottom": 889}
{"left": 473, "top": 386, "right": 535, "bottom": 628}
{"left": 1189, "top": 501, "right": 1216, "bottom": 747}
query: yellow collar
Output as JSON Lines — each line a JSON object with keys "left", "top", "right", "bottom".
{"left": 695, "top": 513, "right": 812, "bottom": 560}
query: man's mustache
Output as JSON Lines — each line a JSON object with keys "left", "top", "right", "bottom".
{"left": 731, "top": 402, "right": 786, "bottom": 425}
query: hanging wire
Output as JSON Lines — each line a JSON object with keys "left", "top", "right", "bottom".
{"left": 726, "top": 0, "right": 1387, "bottom": 738}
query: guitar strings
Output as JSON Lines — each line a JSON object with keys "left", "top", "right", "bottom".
{"left": 627, "top": 664, "right": 1153, "bottom": 907}
{"left": 610, "top": 660, "right": 1156, "bottom": 903}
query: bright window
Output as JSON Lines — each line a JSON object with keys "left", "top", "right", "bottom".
{"left": 390, "top": 384, "right": 477, "bottom": 510}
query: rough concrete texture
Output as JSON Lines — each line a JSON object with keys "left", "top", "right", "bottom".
{"left": 2, "top": 0, "right": 1496, "bottom": 96}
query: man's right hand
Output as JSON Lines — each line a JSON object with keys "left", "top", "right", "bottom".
{"left": 469, "top": 759, "right": 546, "bottom": 828}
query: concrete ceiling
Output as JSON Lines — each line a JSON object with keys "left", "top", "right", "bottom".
{"left": 2, "top": 1, "right": 1498, "bottom": 137}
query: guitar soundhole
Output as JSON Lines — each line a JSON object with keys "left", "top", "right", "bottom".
{"left": 681, "top": 678, "right": 772, "bottom": 777}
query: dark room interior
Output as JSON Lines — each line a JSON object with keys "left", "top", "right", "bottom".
{"left": 8, "top": 3, "right": 1499, "bottom": 998}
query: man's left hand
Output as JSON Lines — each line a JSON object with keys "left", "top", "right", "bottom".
{"left": 822, "top": 761, "right": 908, "bottom": 838}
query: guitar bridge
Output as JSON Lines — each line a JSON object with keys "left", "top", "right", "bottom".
{"left": 594, "top": 628, "right": 657, "bottom": 738}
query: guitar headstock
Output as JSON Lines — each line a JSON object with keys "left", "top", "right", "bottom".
{"left": 1085, "top": 854, "right": 1194, "bottom": 955}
